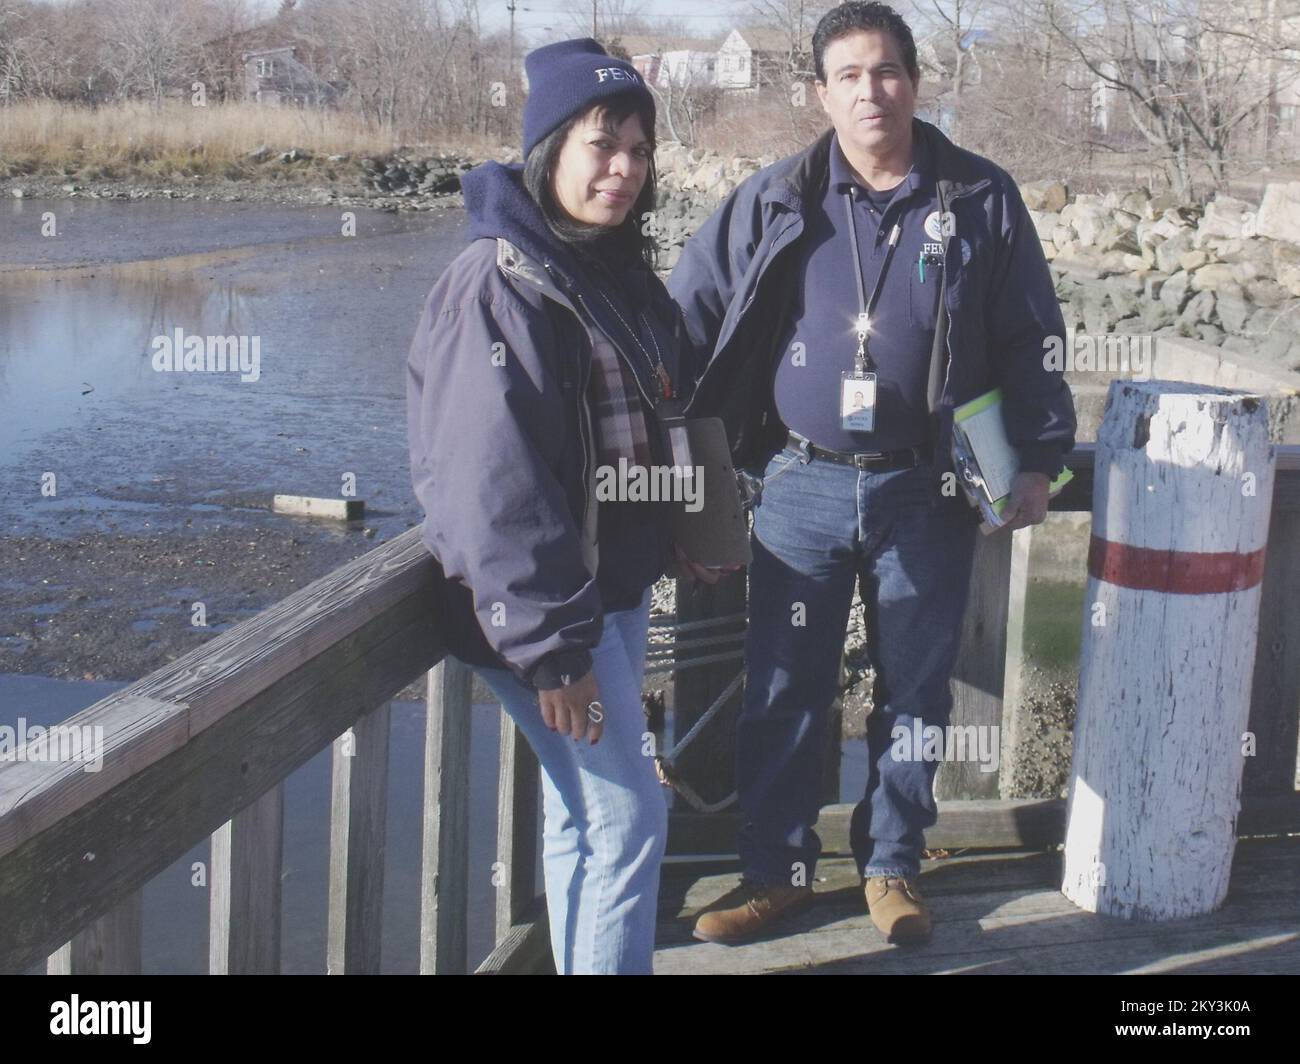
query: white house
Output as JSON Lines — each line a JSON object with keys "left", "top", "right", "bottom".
{"left": 623, "top": 27, "right": 801, "bottom": 92}
{"left": 716, "top": 27, "right": 801, "bottom": 90}
{"left": 622, "top": 34, "right": 719, "bottom": 89}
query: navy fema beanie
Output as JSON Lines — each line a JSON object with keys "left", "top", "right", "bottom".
{"left": 522, "top": 38, "right": 654, "bottom": 159}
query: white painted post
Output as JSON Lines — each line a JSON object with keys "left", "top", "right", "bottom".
{"left": 1062, "top": 381, "right": 1274, "bottom": 919}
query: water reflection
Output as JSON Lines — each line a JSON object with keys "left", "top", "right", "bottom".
{"left": 0, "top": 266, "right": 255, "bottom": 459}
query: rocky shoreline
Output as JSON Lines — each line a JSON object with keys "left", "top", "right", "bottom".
{"left": 13, "top": 140, "right": 1297, "bottom": 381}
{"left": 0, "top": 146, "right": 483, "bottom": 213}
{"left": 647, "top": 146, "right": 1300, "bottom": 373}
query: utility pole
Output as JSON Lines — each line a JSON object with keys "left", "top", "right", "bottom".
{"left": 507, "top": 0, "right": 517, "bottom": 80}
{"left": 592, "top": 0, "right": 598, "bottom": 37}
{"left": 1264, "top": 0, "right": 1279, "bottom": 161}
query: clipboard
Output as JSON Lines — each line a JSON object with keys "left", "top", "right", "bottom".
{"left": 658, "top": 414, "right": 752, "bottom": 568}
{"left": 951, "top": 387, "right": 1074, "bottom": 533}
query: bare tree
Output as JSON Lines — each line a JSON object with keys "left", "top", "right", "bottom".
{"left": 303, "top": 0, "right": 477, "bottom": 133}
{"left": 0, "top": 0, "right": 43, "bottom": 100}
{"left": 98, "top": 0, "right": 208, "bottom": 105}
{"left": 1039, "top": 0, "right": 1300, "bottom": 194}
{"left": 556, "top": 0, "right": 647, "bottom": 40}
{"left": 908, "top": 0, "right": 989, "bottom": 138}
{"left": 740, "top": 0, "right": 836, "bottom": 77}
{"left": 650, "top": 57, "right": 722, "bottom": 147}
{"left": 193, "top": 0, "right": 258, "bottom": 103}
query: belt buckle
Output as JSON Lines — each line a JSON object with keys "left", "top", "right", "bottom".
{"left": 853, "top": 451, "right": 885, "bottom": 470}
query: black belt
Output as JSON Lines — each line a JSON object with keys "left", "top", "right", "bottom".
{"left": 786, "top": 432, "right": 930, "bottom": 471}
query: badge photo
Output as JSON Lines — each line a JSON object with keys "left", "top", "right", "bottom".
{"left": 840, "top": 372, "right": 877, "bottom": 432}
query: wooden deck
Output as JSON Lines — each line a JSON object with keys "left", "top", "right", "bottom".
{"left": 653, "top": 837, "right": 1300, "bottom": 974}
{"left": 4, "top": 441, "right": 1297, "bottom": 974}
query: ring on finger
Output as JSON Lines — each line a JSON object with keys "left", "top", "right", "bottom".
{"left": 587, "top": 700, "right": 604, "bottom": 724}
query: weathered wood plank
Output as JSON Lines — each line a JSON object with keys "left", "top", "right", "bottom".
{"left": 0, "top": 588, "right": 439, "bottom": 973}
{"left": 46, "top": 891, "right": 142, "bottom": 975}
{"left": 940, "top": 530, "right": 1012, "bottom": 799}
{"left": 476, "top": 902, "right": 552, "bottom": 975}
{"left": 1245, "top": 507, "right": 1300, "bottom": 795}
{"left": 669, "top": 797, "right": 1066, "bottom": 854}
{"left": 655, "top": 841, "right": 1300, "bottom": 975}
{"left": 327, "top": 702, "right": 390, "bottom": 975}
{"left": 659, "top": 848, "right": 1065, "bottom": 923}
{"left": 657, "top": 831, "right": 1079, "bottom": 918}
{"left": 667, "top": 791, "right": 1300, "bottom": 856}
{"left": 420, "top": 658, "right": 473, "bottom": 974}
{"left": 494, "top": 719, "right": 540, "bottom": 944}
{"left": 999, "top": 524, "right": 1035, "bottom": 800}
{"left": 780, "top": 915, "right": 1300, "bottom": 976}
{"left": 1272, "top": 445, "right": 1300, "bottom": 512}
{"left": 0, "top": 527, "right": 436, "bottom": 862}
{"left": 209, "top": 784, "right": 283, "bottom": 974}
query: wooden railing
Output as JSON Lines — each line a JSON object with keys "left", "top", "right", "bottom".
{"left": 2, "top": 444, "right": 1298, "bottom": 975}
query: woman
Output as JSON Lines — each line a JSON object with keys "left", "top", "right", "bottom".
{"left": 406, "top": 39, "right": 710, "bottom": 974}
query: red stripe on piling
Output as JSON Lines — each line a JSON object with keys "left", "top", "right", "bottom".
{"left": 1087, "top": 534, "right": 1267, "bottom": 594}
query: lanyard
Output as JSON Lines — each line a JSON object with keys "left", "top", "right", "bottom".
{"left": 843, "top": 191, "right": 901, "bottom": 375}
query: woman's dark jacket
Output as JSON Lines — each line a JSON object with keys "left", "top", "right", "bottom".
{"left": 406, "top": 161, "right": 692, "bottom": 690}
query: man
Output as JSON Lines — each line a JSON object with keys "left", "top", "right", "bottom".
{"left": 668, "top": 1, "right": 1076, "bottom": 945}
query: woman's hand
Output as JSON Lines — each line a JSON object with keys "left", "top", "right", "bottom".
{"left": 668, "top": 542, "right": 738, "bottom": 585}
{"left": 539, "top": 670, "right": 604, "bottom": 744}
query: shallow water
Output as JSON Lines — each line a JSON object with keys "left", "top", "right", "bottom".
{"left": 0, "top": 196, "right": 466, "bottom": 540}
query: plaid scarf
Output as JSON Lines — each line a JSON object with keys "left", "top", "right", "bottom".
{"left": 587, "top": 323, "right": 656, "bottom": 467}
{"left": 579, "top": 262, "right": 666, "bottom": 469}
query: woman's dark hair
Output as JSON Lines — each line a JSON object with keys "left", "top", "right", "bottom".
{"left": 523, "top": 92, "right": 659, "bottom": 271}
{"left": 813, "top": 1, "right": 919, "bottom": 85}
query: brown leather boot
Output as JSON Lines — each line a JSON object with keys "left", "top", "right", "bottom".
{"left": 864, "top": 876, "right": 932, "bottom": 943}
{"left": 692, "top": 876, "right": 815, "bottom": 944}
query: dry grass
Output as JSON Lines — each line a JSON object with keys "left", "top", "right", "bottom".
{"left": 0, "top": 100, "right": 500, "bottom": 182}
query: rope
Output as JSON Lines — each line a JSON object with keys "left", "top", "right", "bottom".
{"left": 651, "top": 669, "right": 744, "bottom": 813}
{"left": 637, "top": 609, "right": 750, "bottom": 811}
{"left": 654, "top": 759, "right": 738, "bottom": 814}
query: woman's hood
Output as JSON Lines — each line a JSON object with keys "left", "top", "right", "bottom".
{"left": 460, "top": 160, "right": 646, "bottom": 288}
{"left": 460, "top": 160, "right": 583, "bottom": 286}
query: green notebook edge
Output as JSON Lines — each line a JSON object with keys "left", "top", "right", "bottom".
{"left": 953, "top": 386, "right": 1075, "bottom": 512}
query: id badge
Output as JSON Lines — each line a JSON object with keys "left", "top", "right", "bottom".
{"left": 840, "top": 372, "right": 877, "bottom": 432}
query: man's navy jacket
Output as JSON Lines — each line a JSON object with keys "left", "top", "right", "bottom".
{"left": 667, "top": 118, "right": 1077, "bottom": 479}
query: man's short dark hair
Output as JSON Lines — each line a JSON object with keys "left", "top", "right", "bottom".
{"left": 812, "top": 2, "right": 919, "bottom": 85}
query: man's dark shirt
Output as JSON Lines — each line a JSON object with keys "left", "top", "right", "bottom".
{"left": 771, "top": 130, "right": 946, "bottom": 452}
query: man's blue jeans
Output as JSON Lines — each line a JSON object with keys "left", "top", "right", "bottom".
{"left": 474, "top": 588, "right": 667, "bottom": 975}
{"left": 738, "top": 445, "right": 979, "bottom": 885}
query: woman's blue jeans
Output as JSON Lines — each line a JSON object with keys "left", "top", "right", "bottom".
{"left": 474, "top": 588, "right": 667, "bottom": 975}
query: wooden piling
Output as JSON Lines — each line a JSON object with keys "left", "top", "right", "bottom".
{"left": 1063, "top": 381, "right": 1274, "bottom": 919}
